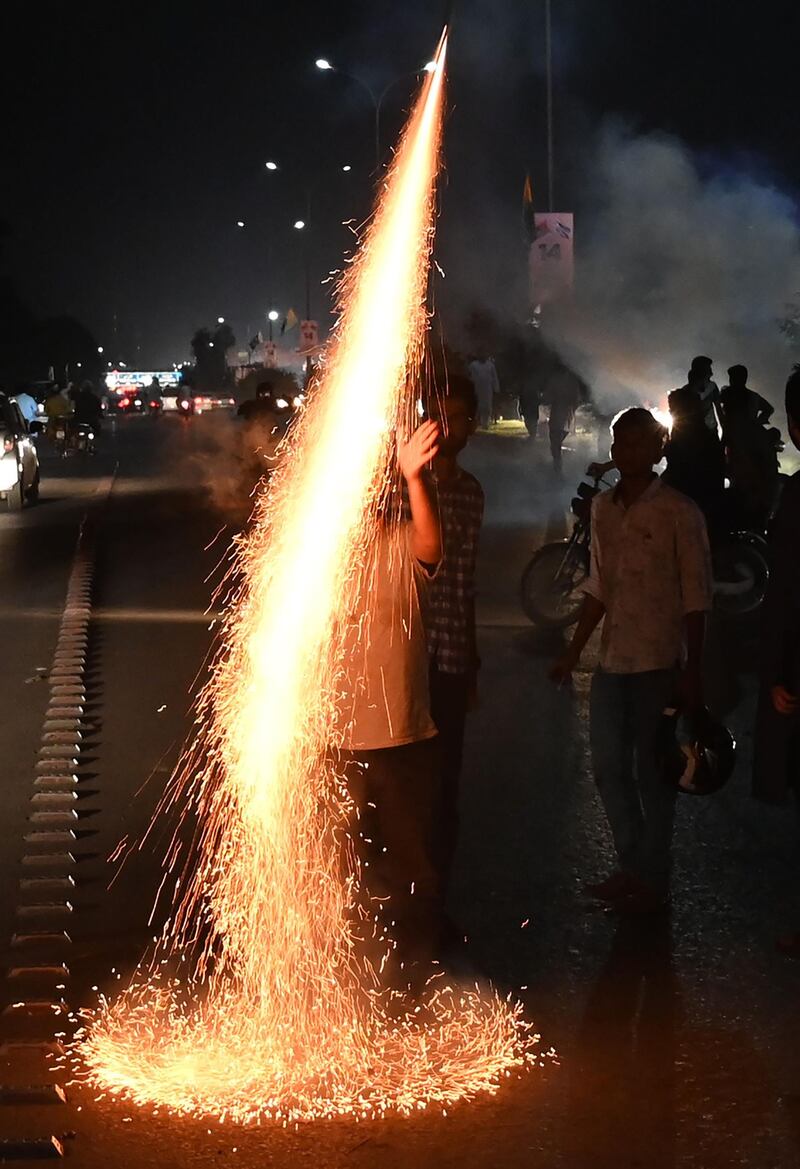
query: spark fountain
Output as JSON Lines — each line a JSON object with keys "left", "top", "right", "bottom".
{"left": 76, "top": 29, "right": 536, "bottom": 1122}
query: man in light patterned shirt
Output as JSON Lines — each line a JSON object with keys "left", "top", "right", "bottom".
{"left": 424, "top": 376, "right": 484, "bottom": 893}
{"left": 551, "top": 408, "right": 712, "bottom": 914}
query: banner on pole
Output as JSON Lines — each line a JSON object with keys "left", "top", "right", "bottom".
{"left": 263, "top": 341, "right": 278, "bottom": 367}
{"left": 529, "top": 212, "right": 574, "bottom": 303}
{"left": 298, "top": 320, "right": 319, "bottom": 352}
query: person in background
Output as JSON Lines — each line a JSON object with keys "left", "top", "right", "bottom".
{"left": 663, "top": 368, "right": 726, "bottom": 528}
{"left": 337, "top": 420, "right": 443, "bottom": 994}
{"left": 719, "top": 364, "right": 773, "bottom": 426}
{"left": 43, "top": 383, "right": 72, "bottom": 444}
{"left": 544, "top": 357, "right": 583, "bottom": 474}
{"left": 72, "top": 380, "right": 103, "bottom": 428}
{"left": 719, "top": 365, "right": 780, "bottom": 529}
{"left": 550, "top": 408, "right": 712, "bottom": 915}
{"left": 424, "top": 376, "right": 484, "bottom": 906}
{"left": 752, "top": 368, "right": 800, "bottom": 957}
{"left": 468, "top": 350, "right": 500, "bottom": 430}
{"left": 237, "top": 380, "right": 275, "bottom": 423}
{"left": 686, "top": 355, "right": 720, "bottom": 431}
{"left": 12, "top": 385, "right": 38, "bottom": 425}
{"left": 518, "top": 379, "right": 542, "bottom": 439}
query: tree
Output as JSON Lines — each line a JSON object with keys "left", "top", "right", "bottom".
{"left": 189, "top": 322, "right": 237, "bottom": 393}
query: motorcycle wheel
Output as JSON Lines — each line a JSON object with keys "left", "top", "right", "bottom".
{"left": 520, "top": 540, "right": 588, "bottom": 629}
{"left": 712, "top": 533, "right": 769, "bottom": 619}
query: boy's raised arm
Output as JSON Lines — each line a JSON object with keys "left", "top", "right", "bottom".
{"left": 398, "top": 421, "right": 442, "bottom": 565}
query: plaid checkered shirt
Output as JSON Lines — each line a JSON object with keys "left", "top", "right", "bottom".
{"left": 426, "top": 467, "right": 485, "bottom": 675}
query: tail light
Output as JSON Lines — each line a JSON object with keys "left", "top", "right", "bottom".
{"left": 120, "top": 397, "right": 130, "bottom": 408}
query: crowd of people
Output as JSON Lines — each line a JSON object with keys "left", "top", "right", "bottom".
{"left": 339, "top": 357, "right": 800, "bottom": 999}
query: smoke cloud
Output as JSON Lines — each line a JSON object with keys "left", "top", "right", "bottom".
{"left": 541, "top": 122, "right": 800, "bottom": 415}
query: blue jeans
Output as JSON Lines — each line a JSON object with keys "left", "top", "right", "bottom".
{"left": 589, "top": 668, "right": 676, "bottom": 892}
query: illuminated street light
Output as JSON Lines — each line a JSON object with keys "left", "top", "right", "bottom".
{"left": 294, "top": 219, "right": 306, "bottom": 230}
{"left": 315, "top": 58, "right": 434, "bottom": 166}
{"left": 217, "top": 316, "right": 225, "bottom": 324}
{"left": 236, "top": 219, "right": 245, "bottom": 228}
{"left": 268, "top": 310, "right": 279, "bottom": 322}
{"left": 342, "top": 164, "right": 352, "bottom": 172}
{"left": 265, "top": 160, "right": 279, "bottom": 171}
{"left": 208, "top": 342, "right": 215, "bottom": 348}
{"left": 97, "top": 345, "right": 104, "bottom": 354}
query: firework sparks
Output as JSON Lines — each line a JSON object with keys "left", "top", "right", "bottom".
{"left": 76, "top": 29, "right": 537, "bottom": 1122}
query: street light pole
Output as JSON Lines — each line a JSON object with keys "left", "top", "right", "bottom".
{"left": 316, "top": 58, "right": 433, "bottom": 170}
{"left": 545, "top": 0, "right": 554, "bottom": 211}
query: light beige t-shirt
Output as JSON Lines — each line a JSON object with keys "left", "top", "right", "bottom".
{"left": 583, "top": 476, "right": 712, "bottom": 674}
{"left": 337, "top": 524, "right": 437, "bottom": 752}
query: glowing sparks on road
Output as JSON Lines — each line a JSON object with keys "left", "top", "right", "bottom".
{"left": 76, "top": 29, "right": 535, "bottom": 1122}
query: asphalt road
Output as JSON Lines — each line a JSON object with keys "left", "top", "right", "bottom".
{"left": 1, "top": 415, "right": 798, "bottom": 1168}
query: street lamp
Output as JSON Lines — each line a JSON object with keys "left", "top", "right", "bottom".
{"left": 293, "top": 219, "right": 306, "bottom": 231}
{"left": 217, "top": 316, "right": 225, "bottom": 324}
{"left": 342, "top": 164, "right": 352, "bottom": 172}
{"left": 97, "top": 345, "right": 104, "bottom": 354}
{"left": 265, "top": 160, "right": 279, "bottom": 171}
{"left": 268, "top": 310, "right": 279, "bottom": 321}
{"left": 236, "top": 219, "right": 245, "bottom": 228}
{"left": 315, "top": 57, "right": 434, "bottom": 167}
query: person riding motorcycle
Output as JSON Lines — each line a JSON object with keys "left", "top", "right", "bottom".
{"left": 237, "top": 380, "right": 279, "bottom": 423}
{"left": 72, "top": 381, "right": 103, "bottom": 428}
{"left": 44, "top": 385, "right": 73, "bottom": 444}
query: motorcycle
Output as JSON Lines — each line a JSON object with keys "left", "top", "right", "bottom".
{"left": 520, "top": 469, "right": 770, "bottom": 629}
{"left": 48, "top": 419, "right": 96, "bottom": 458}
{"left": 148, "top": 397, "right": 163, "bottom": 417}
{"left": 72, "top": 422, "right": 96, "bottom": 456}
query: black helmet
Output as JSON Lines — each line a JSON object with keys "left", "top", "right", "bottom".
{"left": 657, "top": 706, "right": 736, "bottom": 796}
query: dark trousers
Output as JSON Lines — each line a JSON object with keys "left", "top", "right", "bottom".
{"left": 429, "top": 665, "right": 470, "bottom": 886}
{"left": 589, "top": 669, "right": 677, "bottom": 893}
{"left": 342, "top": 737, "right": 443, "bottom": 984}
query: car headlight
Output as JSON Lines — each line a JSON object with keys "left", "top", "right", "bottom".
{"left": 275, "top": 398, "right": 289, "bottom": 409}
{"left": 292, "top": 396, "right": 304, "bottom": 408}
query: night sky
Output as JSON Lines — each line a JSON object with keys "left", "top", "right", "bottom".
{"left": 5, "top": 0, "right": 799, "bottom": 369}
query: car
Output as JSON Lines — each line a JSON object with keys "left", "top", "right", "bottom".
{"left": 0, "top": 393, "right": 40, "bottom": 511}
{"left": 192, "top": 393, "right": 237, "bottom": 414}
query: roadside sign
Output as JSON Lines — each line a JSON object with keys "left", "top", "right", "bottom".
{"left": 298, "top": 320, "right": 318, "bottom": 351}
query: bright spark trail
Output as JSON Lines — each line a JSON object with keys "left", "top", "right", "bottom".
{"left": 75, "top": 29, "right": 537, "bottom": 1122}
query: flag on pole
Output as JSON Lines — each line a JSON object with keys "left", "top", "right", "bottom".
{"left": 522, "top": 173, "right": 535, "bottom": 245}
{"left": 280, "top": 308, "right": 299, "bottom": 336}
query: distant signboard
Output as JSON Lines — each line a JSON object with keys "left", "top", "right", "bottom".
{"left": 529, "top": 213, "right": 574, "bottom": 304}
{"left": 105, "top": 370, "right": 181, "bottom": 391}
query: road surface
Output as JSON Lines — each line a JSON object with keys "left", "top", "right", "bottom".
{"left": 0, "top": 415, "right": 798, "bottom": 1167}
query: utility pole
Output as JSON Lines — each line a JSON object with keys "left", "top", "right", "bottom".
{"left": 545, "top": 0, "right": 554, "bottom": 211}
